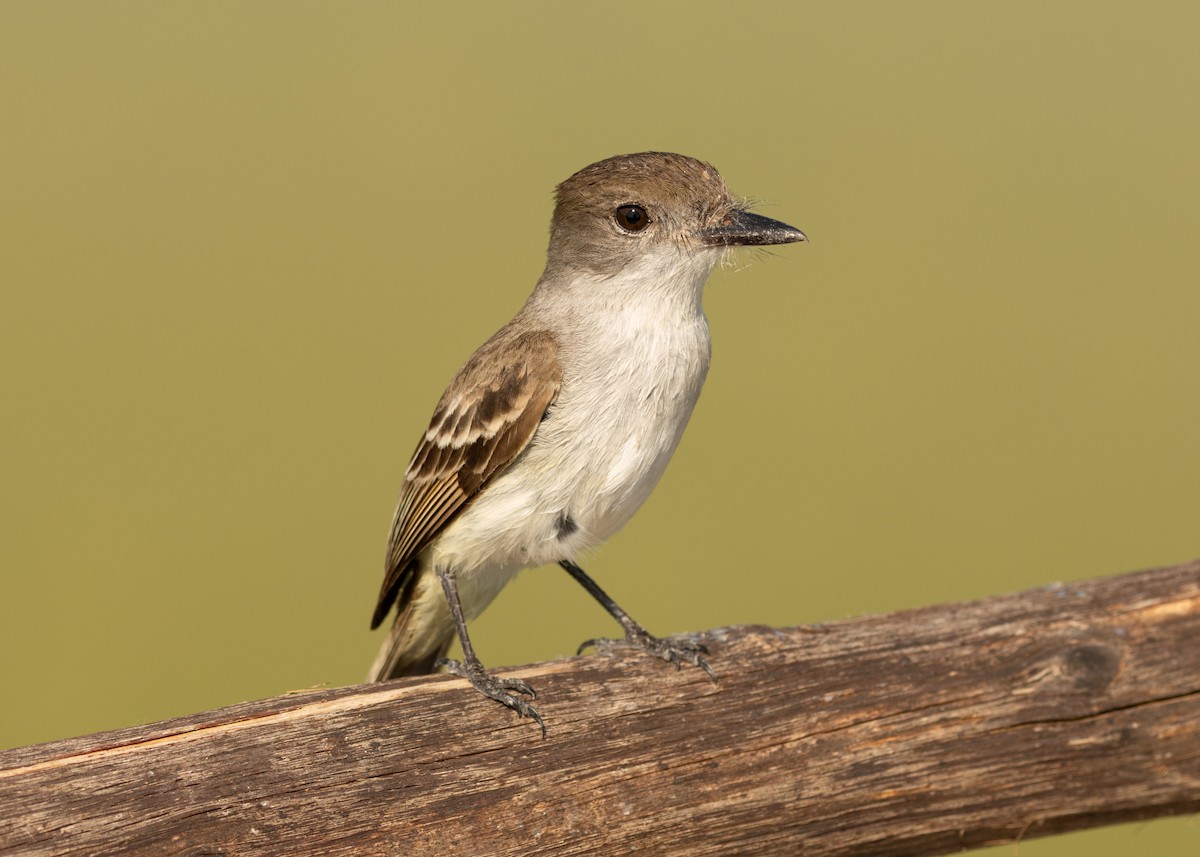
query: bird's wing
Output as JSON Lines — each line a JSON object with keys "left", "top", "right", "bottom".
{"left": 370, "top": 327, "right": 561, "bottom": 629}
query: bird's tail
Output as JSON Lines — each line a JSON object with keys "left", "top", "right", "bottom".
{"left": 366, "top": 569, "right": 455, "bottom": 682}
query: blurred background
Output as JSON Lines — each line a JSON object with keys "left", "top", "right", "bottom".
{"left": 2, "top": 2, "right": 1197, "bottom": 852}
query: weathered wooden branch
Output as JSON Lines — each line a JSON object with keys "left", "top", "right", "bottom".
{"left": 2, "top": 560, "right": 1198, "bottom": 856}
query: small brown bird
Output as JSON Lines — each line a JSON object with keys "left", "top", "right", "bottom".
{"left": 368, "top": 152, "right": 806, "bottom": 732}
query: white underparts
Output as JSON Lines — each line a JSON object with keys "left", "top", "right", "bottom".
{"left": 427, "top": 245, "right": 720, "bottom": 621}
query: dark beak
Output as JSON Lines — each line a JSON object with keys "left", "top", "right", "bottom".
{"left": 699, "top": 210, "right": 808, "bottom": 247}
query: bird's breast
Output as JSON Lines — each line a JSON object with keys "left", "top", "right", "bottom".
{"left": 547, "top": 308, "right": 712, "bottom": 542}
{"left": 430, "top": 302, "right": 713, "bottom": 592}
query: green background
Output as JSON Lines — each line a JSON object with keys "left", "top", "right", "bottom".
{"left": 2, "top": 2, "right": 1197, "bottom": 852}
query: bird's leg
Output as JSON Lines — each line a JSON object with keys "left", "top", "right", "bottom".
{"left": 434, "top": 566, "right": 545, "bottom": 735}
{"left": 559, "top": 559, "right": 715, "bottom": 680}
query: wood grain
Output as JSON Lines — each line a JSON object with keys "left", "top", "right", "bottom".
{"left": 2, "top": 560, "right": 1198, "bottom": 856}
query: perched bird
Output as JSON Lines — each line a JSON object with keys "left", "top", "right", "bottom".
{"left": 368, "top": 152, "right": 806, "bottom": 732}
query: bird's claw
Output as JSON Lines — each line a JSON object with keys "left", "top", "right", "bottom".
{"left": 578, "top": 629, "right": 716, "bottom": 681}
{"left": 436, "top": 657, "right": 546, "bottom": 736}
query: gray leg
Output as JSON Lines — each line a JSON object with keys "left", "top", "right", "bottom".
{"left": 435, "top": 566, "right": 546, "bottom": 736}
{"left": 559, "top": 560, "right": 715, "bottom": 680}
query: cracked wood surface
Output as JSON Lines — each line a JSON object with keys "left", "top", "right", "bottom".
{"left": 1, "top": 560, "right": 1198, "bottom": 856}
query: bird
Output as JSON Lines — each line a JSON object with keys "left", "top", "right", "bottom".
{"left": 367, "top": 152, "right": 806, "bottom": 733}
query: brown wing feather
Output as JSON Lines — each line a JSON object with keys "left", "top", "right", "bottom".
{"left": 370, "top": 327, "right": 561, "bottom": 629}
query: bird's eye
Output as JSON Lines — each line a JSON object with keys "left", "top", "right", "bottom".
{"left": 614, "top": 204, "right": 649, "bottom": 233}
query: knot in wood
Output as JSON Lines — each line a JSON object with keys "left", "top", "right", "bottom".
{"left": 1060, "top": 642, "right": 1121, "bottom": 691}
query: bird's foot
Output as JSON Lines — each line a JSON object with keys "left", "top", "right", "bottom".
{"left": 578, "top": 627, "right": 716, "bottom": 681}
{"left": 436, "top": 656, "right": 545, "bottom": 736}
